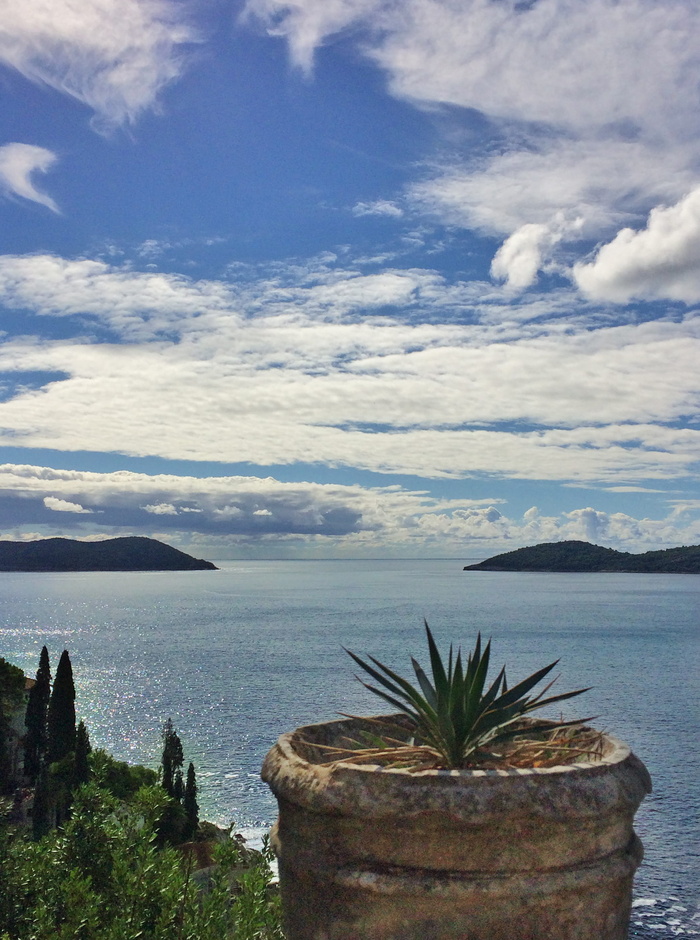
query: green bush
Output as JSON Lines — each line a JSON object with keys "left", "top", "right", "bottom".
{"left": 89, "top": 748, "right": 159, "bottom": 799}
{"left": 0, "top": 783, "right": 283, "bottom": 939}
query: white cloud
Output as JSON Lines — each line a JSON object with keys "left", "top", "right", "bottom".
{"left": 0, "top": 462, "right": 499, "bottom": 542}
{"left": 0, "top": 143, "right": 59, "bottom": 212}
{"left": 249, "top": 0, "right": 700, "bottom": 135}
{"left": 0, "top": 333, "right": 698, "bottom": 483}
{"left": 574, "top": 186, "right": 700, "bottom": 303}
{"left": 368, "top": 0, "right": 700, "bottom": 136}
{"left": 490, "top": 223, "right": 559, "bottom": 290}
{"left": 243, "top": 0, "right": 382, "bottom": 73}
{"left": 246, "top": 0, "right": 700, "bottom": 293}
{"left": 0, "top": 254, "right": 236, "bottom": 339}
{"left": 0, "top": 0, "right": 197, "bottom": 129}
{"left": 43, "top": 496, "right": 91, "bottom": 512}
{"left": 410, "top": 139, "right": 692, "bottom": 241}
{"left": 0, "top": 253, "right": 698, "bottom": 486}
{"left": 143, "top": 502, "right": 178, "bottom": 514}
{"left": 352, "top": 199, "right": 404, "bottom": 218}
{"left": 518, "top": 505, "right": 650, "bottom": 546}
{"left": 1, "top": 464, "right": 698, "bottom": 554}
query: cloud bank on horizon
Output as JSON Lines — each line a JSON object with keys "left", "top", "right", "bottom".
{"left": 0, "top": 0, "right": 698, "bottom": 556}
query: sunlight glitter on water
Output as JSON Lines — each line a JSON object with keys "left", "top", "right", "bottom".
{"left": 2, "top": 561, "right": 698, "bottom": 938}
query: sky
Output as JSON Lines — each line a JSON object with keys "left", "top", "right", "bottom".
{"left": 0, "top": 0, "right": 699, "bottom": 559}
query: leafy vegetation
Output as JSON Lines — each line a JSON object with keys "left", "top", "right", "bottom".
{"left": 183, "top": 762, "right": 199, "bottom": 842}
{"left": 90, "top": 748, "right": 159, "bottom": 799}
{"left": 0, "top": 782, "right": 283, "bottom": 940}
{"left": 345, "top": 621, "right": 590, "bottom": 769}
{"left": 0, "top": 658, "right": 26, "bottom": 795}
{"left": 0, "top": 649, "right": 283, "bottom": 939}
{"left": 161, "top": 718, "right": 185, "bottom": 800}
{"left": 46, "top": 650, "right": 76, "bottom": 766}
{"left": 23, "top": 646, "right": 51, "bottom": 785}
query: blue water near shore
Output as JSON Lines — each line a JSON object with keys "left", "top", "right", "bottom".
{"left": 1, "top": 558, "right": 698, "bottom": 937}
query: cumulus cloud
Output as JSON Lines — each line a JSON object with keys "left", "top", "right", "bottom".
{"left": 143, "top": 502, "right": 179, "bottom": 515}
{"left": 490, "top": 223, "right": 560, "bottom": 290}
{"left": 1, "top": 464, "right": 698, "bottom": 554}
{"left": 518, "top": 505, "right": 655, "bottom": 546}
{"left": 574, "top": 186, "right": 700, "bottom": 303}
{"left": 0, "top": 463, "right": 498, "bottom": 544}
{"left": 43, "top": 496, "right": 91, "bottom": 513}
{"left": 0, "top": 143, "right": 59, "bottom": 212}
{"left": 246, "top": 0, "right": 700, "bottom": 294}
{"left": 410, "top": 139, "right": 689, "bottom": 246}
{"left": 0, "top": 0, "right": 197, "bottom": 128}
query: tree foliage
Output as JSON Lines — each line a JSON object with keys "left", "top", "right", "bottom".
{"left": 32, "top": 768, "right": 53, "bottom": 841}
{"left": 0, "top": 658, "right": 25, "bottom": 711}
{"left": 73, "top": 720, "right": 92, "bottom": 789}
{"left": 24, "top": 645, "right": 51, "bottom": 784}
{"left": 0, "top": 657, "right": 26, "bottom": 794}
{"left": 183, "top": 762, "right": 199, "bottom": 841}
{"left": 161, "top": 718, "right": 183, "bottom": 799}
{"left": 90, "top": 749, "right": 158, "bottom": 800}
{"left": 0, "top": 783, "right": 283, "bottom": 940}
{"left": 46, "top": 650, "right": 76, "bottom": 765}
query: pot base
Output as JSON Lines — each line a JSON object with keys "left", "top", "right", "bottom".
{"left": 274, "top": 827, "right": 642, "bottom": 940}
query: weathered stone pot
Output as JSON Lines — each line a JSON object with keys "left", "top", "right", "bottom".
{"left": 261, "top": 714, "right": 652, "bottom": 940}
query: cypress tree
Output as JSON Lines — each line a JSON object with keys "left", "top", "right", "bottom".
{"left": 183, "top": 762, "right": 199, "bottom": 841}
{"left": 160, "top": 718, "right": 183, "bottom": 799}
{"left": 46, "top": 650, "right": 76, "bottom": 764}
{"left": 32, "top": 768, "right": 53, "bottom": 839}
{"left": 73, "top": 720, "right": 91, "bottom": 788}
{"left": 173, "top": 768, "right": 184, "bottom": 803}
{"left": 24, "top": 646, "right": 51, "bottom": 784}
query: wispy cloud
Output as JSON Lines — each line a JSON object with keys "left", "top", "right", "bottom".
{"left": 352, "top": 199, "right": 403, "bottom": 218}
{"left": 0, "top": 252, "right": 698, "bottom": 486}
{"left": 243, "top": 0, "right": 382, "bottom": 74}
{"left": 0, "top": 143, "right": 59, "bottom": 212}
{"left": 0, "top": 0, "right": 197, "bottom": 129}
{"left": 366, "top": 0, "right": 698, "bottom": 134}
{"left": 246, "top": 0, "right": 700, "bottom": 295}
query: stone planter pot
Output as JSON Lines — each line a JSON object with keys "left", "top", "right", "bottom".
{"left": 262, "top": 714, "right": 651, "bottom": 940}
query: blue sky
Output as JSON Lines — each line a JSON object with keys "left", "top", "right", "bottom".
{"left": 0, "top": 0, "right": 699, "bottom": 558}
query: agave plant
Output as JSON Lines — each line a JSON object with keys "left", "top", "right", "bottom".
{"left": 345, "top": 621, "right": 591, "bottom": 769}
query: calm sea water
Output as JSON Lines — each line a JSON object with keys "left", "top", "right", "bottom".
{"left": 1, "top": 559, "right": 698, "bottom": 938}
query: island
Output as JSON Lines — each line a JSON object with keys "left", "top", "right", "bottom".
{"left": 463, "top": 539, "right": 700, "bottom": 573}
{"left": 0, "top": 536, "right": 218, "bottom": 572}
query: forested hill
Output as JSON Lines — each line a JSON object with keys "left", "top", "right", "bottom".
{"left": 463, "top": 540, "right": 700, "bottom": 573}
{"left": 0, "top": 536, "right": 218, "bottom": 572}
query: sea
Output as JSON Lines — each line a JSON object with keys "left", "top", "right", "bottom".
{"left": 0, "top": 558, "right": 698, "bottom": 938}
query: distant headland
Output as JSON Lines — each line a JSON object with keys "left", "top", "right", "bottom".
{"left": 0, "top": 536, "right": 218, "bottom": 572}
{"left": 463, "top": 540, "right": 700, "bottom": 573}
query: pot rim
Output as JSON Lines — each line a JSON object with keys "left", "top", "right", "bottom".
{"left": 262, "top": 713, "right": 652, "bottom": 820}
{"left": 281, "top": 713, "right": 630, "bottom": 778}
